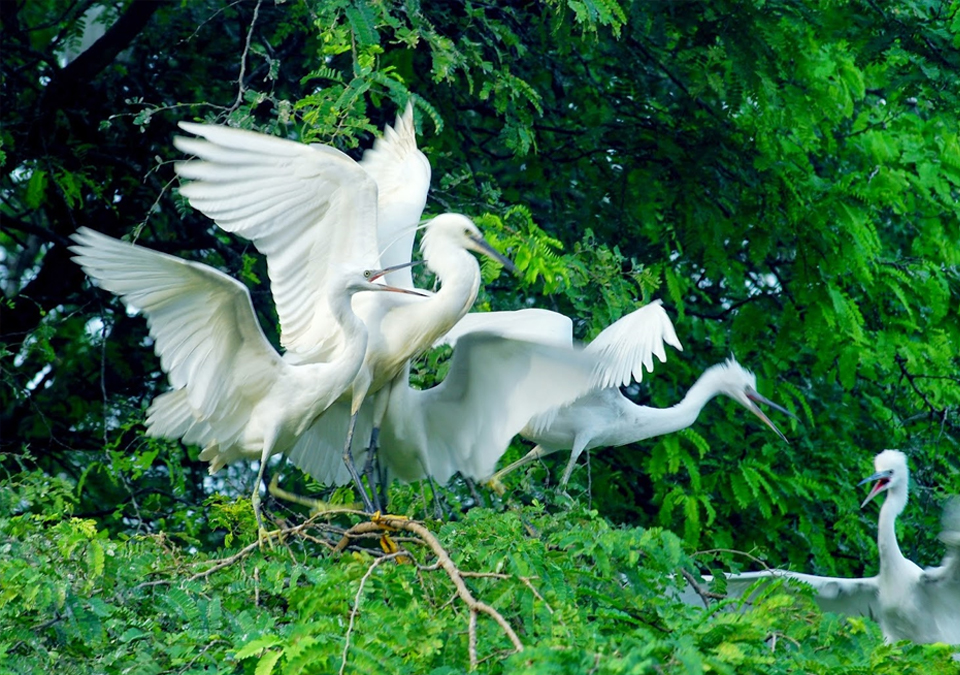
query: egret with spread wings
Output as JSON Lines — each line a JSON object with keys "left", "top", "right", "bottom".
{"left": 173, "top": 106, "right": 514, "bottom": 510}
{"left": 69, "top": 228, "right": 418, "bottom": 539}
{"left": 438, "top": 304, "right": 794, "bottom": 487}
{"left": 678, "top": 450, "right": 960, "bottom": 646}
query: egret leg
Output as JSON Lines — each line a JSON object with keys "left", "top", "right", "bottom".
{"left": 366, "top": 386, "right": 393, "bottom": 512}
{"left": 343, "top": 410, "right": 376, "bottom": 513}
{"left": 559, "top": 438, "right": 590, "bottom": 487}
{"left": 372, "top": 428, "right": 393, "bottom": 512}
{"left": 489, "top": 444, "right": 559, "bottom": 487}
{"left": 361, "top": 426, "right": 384, "bottom": 512}
{"left": 464, "top": 476, "right": 486, "bottom": 510}
{"left": 426, "top": 475, "right": 448, "bottom": 520}
{"left": 253, "top": 440, "right": 279, "bottom": 548}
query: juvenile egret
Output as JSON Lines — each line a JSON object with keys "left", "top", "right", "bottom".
{"left": 69, "top": 227, "right": 419, "bottom": 535}
{"left": 679, "top": 450, "right": 960, "bottom": 645}
{"left": 174, "top": 116, "right": 514, "bottom": 510}
{"left": 437, "top": 305, "right": 793, "bottom": 486}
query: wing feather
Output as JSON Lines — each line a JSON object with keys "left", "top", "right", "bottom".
{"left": 434, "top": 308, "right": 574, "bottom": 349}
{"left": 379, "top": 333, "right": 597, "bottom": 484}
{"left": 585, "top": 300, "right": 683, "bottom": 389}
{"left": 359, "top": 102, "right": 431, "bottom": 289}
{"left": 683, "top": 570, "right": 881, "bottom": 619}
{"left": 174, "top": 122, "right": 380, "bottom": 360}
{"left": 70, "top": 227, "right": 281, "bottom": 439}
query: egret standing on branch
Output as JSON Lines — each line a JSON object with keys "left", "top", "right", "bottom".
{"left": 437, "top": 304, "right": 794, "bottom": 487}
{"left": 679, "top": 450, "right": 960, "bottom": 646}
{"left": 69, "top": 227, "right": 419, "bottom": 538}
{"left": 173, "top": 108, "right": 515, "bottom": 511}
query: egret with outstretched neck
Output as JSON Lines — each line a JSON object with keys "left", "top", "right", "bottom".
{"left": 436, "top": 306, "right": 793, "bottom": 487}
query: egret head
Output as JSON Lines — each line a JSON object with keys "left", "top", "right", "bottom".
{"left": 340, "top": 263, "right": 426, "bottom": 297}
{"left": 713, "top": 357, "right": 794, "bottom": 442}
{"left": 859, "top": 449, "right": 908, "bottom": 509}
{"left": 422, "top": 214, "right": 517, "bottom": 274}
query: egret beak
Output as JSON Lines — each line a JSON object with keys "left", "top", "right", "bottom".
{"left": 467, "top": 234, "right": 518, "bottom": 275}
{"left": 744, "top": 389, "right": 793, "bottom": 442}
{"left": 858, "top": 469, "right": 893, "bottom": 508}
{"left": 369, "top": 259, "right": 426, "bottom": 280}
{"left": 366, "top": 262, "right": 429, "bottom": 297}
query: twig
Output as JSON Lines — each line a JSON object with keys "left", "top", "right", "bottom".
{"left": 230, "top": 0, "right": 262, "bottom": 112}
{"left": 693, "top": 548, "right": 773, "bottom": 570}
{"left": 468, "top": 609, "right": 479, "bottom": 669}
{"left": 679, "top": 569, "right": 724, "bottom": 607}
{"left": 339, "top": 550, "right": 408, "bottom": 675}
{"left": 460, "top": 572, "right": 552, "bottom": 613}
{"left": 336, "top": 517, "right": 525, "bottom": 659}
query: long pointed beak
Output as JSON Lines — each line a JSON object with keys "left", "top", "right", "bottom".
{"left": 858, "top": 469, "right": 893, "bottom": 508}
{"left": 745, "top": 389, "right": 794, "bottom": 442}
{"left": 370, "top": 259, "right": 426, "bottom": 279}
{"left": 468, "top": 234, "right": 518, "bottom": 275}
{"left": 366, "top": 262, "right": 428, "bottom": 296}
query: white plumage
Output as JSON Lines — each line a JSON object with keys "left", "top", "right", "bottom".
{"left": 679, "top": 450, "right": 960, "bottom": 646}
{"left": 69, "top": 227, "right": 414, "bottom": 532}
{"left": 174, "top": 108, "right": 515, "bottom": 509}
{"left": 438, "top": 305, "right": 792, "bottom": 486}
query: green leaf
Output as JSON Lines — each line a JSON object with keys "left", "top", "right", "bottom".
{"left": 255, "top": 649, "right": 282, "bottom": 675}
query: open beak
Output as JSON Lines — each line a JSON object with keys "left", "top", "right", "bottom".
{"left": 367, "top": 261, "right": 428, "bottom": 296}
{"left": 858, "top": 469, "right": 893, "bottom": 508}
{"left": 468, "top": 234, "right": 518, "bottom": 275}
{"left": 744, "top": 389, "right": 795, "bottom": 442}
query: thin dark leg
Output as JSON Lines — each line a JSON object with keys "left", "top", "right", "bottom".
{"left": 361, "top": 426, "right": 383, "bottom": 512}
{"left": 464, "top": 476, "right": 486, "bottom": 509}
{"left": 343, "top": 411, "right": 375, "bottom": 513}
{"left": 371, "top": 427, "right": 391, "bottom": 511}
{"left": 426, "top": 475, "right": 448, "bottom": 520}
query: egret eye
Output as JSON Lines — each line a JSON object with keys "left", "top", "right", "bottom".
{"left": 464, "top": 227, "right": 473, "bottom": 237}
{"left": 363, "top": 270, "right": 373, "bottom": 279}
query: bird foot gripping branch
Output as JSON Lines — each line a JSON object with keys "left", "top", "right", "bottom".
{"left": 369, "top": 512, "right": 414, "bottom": 563}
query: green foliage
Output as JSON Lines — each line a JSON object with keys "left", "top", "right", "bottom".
{"left": 1, "top": 475, "right": 954, "bottom": 674}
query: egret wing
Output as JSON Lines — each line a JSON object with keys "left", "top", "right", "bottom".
{"left": 70, "top": 227, "right": 281, "bottom": 433}
{"left": 585, "top": 300, "right": 683, "bottom": 389}
{"left": 434, "top": 308, "right": 574, "bottom": 349}
{"left": 379, "top": 333, "right": 597, "bottom": 484}
{"left": 696, "top": 570, "right": 881, "bottom": 620}
{"left": 174, "top": 122, "right": 380, "bottom": 361}
{"left": 359, "top": 102, "right": 431, "bottom": 289}
{"left": 284, "top": 401, "right": 372, "bottom": 487}
{"left": 916, "top": 498, "right": 960, "bottom": 643}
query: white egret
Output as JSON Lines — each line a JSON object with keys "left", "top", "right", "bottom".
{"left": 173, "top": 115, "right": 514, "bottom": 510}
{"left": 69, "top": 227, "right": 419, "bottom": 535}
{"left": 286, "top": 333, "right": 599, "bottom": 493}
{"left": 437, "top": 305, "right": 794, "bottom": 487}
{"left": 679, "top": 450, "right": 960, "bottom": 646}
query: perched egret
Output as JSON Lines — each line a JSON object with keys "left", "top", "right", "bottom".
{"left": 173, "top": 115, "right": 514, "bottom": 510}
{"left": 437, "top": 305, "right": 794, "bottom": 486}
{"left": 679, "top": 450, "right": 960, "bottom": 645}
{"left": 69, "top": 227, "right": 419, "bottom": 535}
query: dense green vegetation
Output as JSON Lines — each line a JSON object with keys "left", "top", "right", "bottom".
{"left": 2, "top": 0, "right": 958, "bottom": 672}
